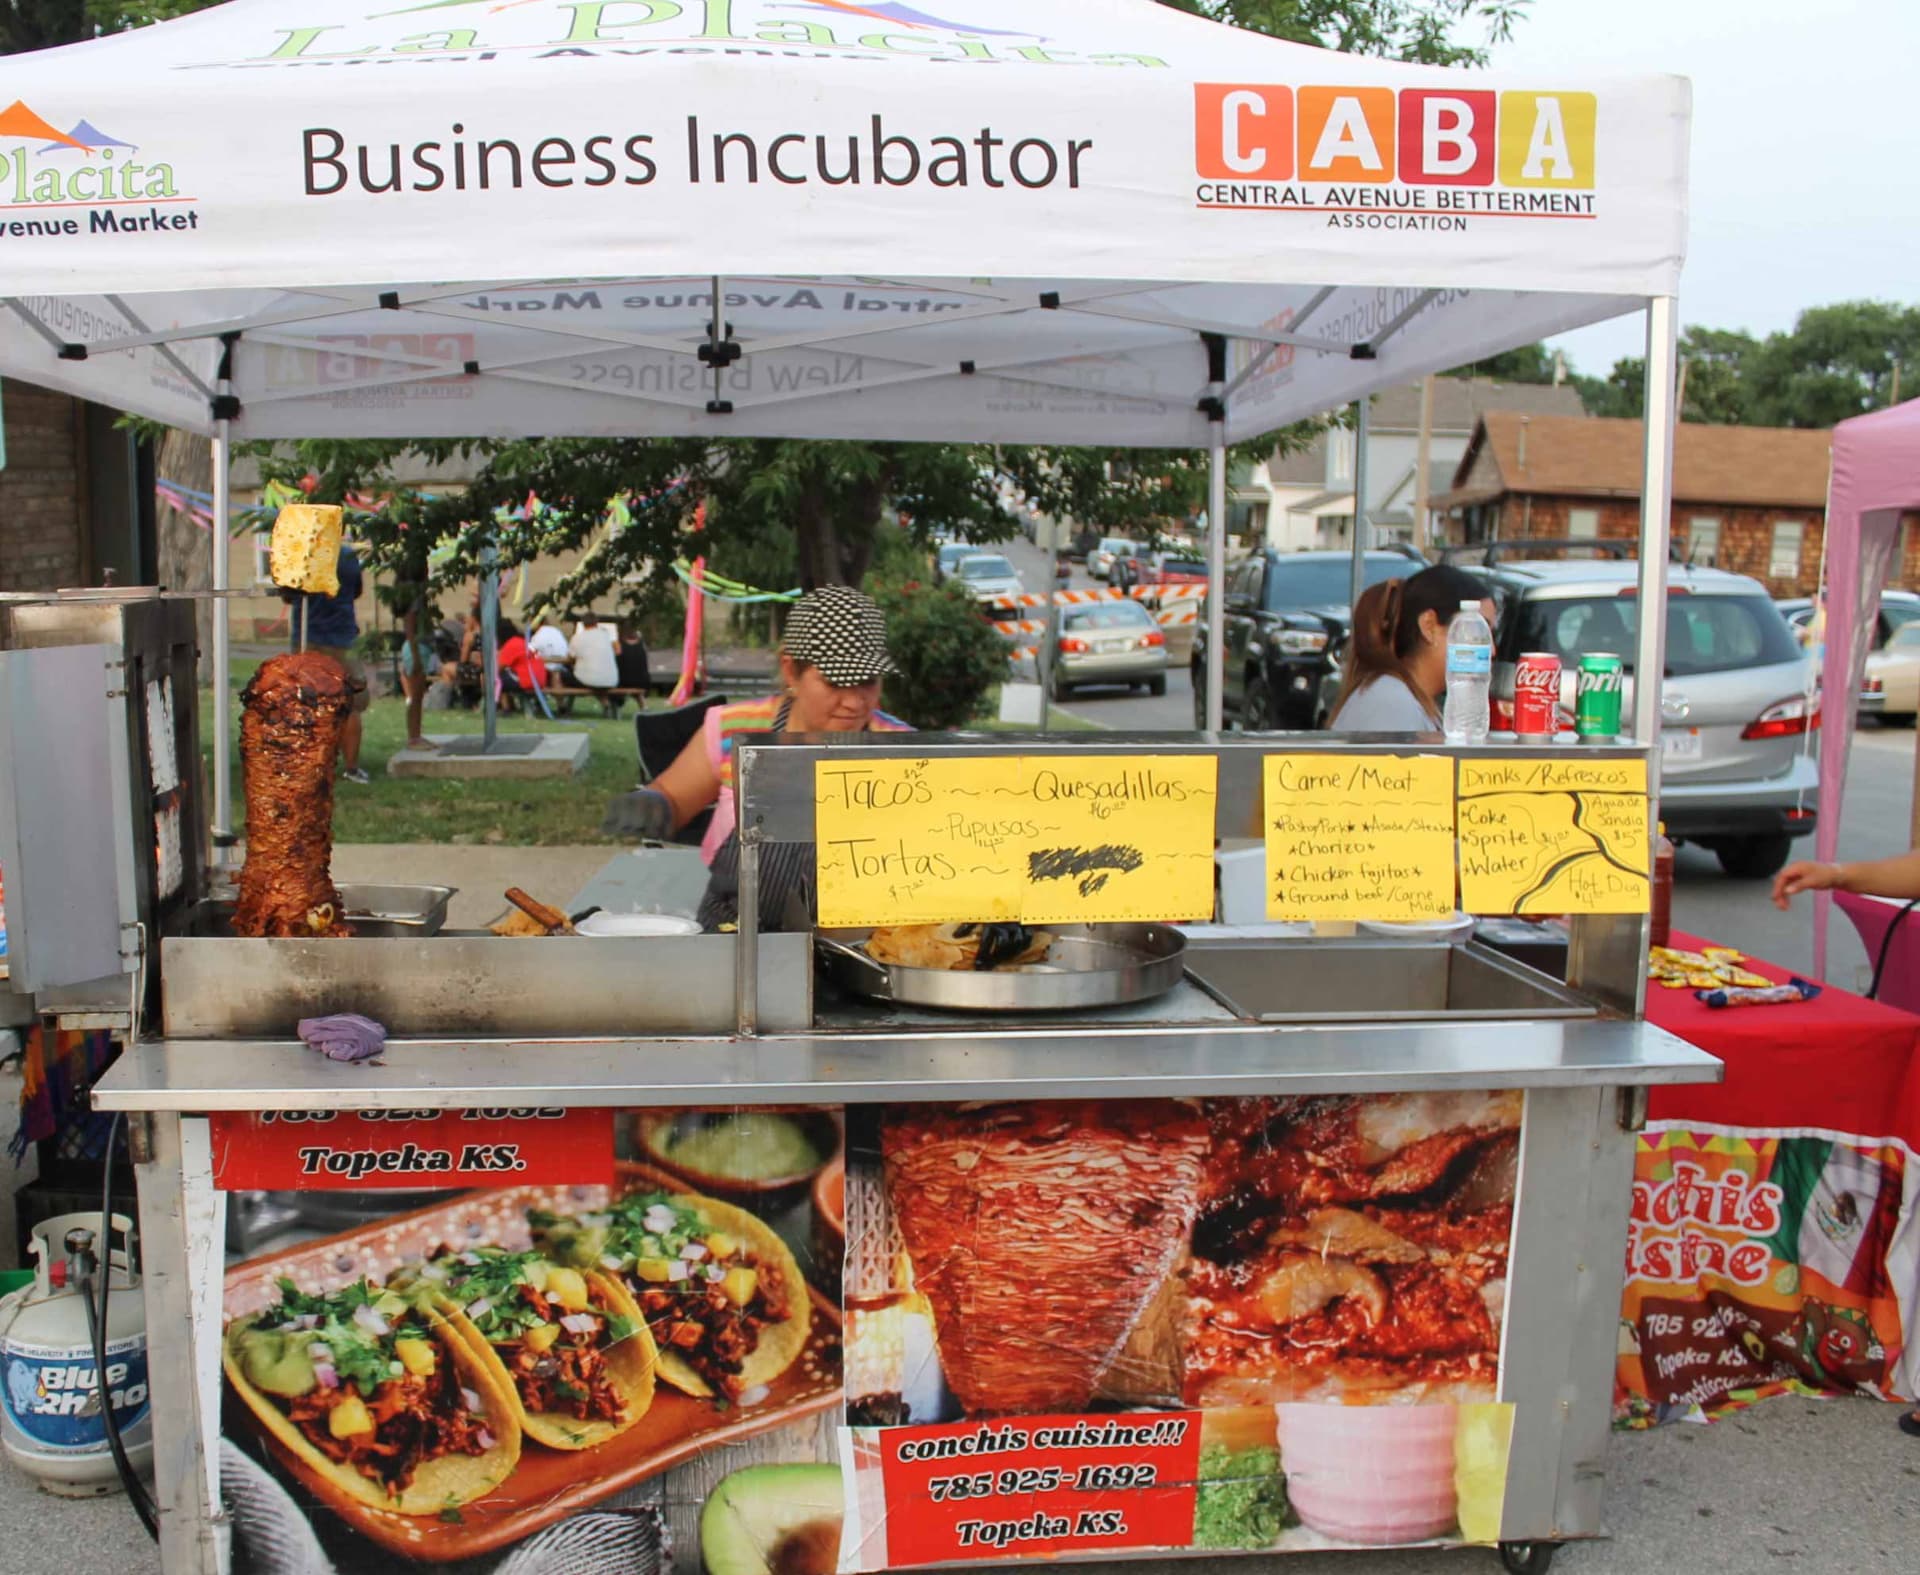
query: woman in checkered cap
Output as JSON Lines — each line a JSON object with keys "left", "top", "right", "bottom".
{"left": 603, "top": 586, "right": 911, "bottom": 928}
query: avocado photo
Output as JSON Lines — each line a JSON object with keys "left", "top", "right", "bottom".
{"left": 701, "top": 1463, "right": 845, "bottom": 1575}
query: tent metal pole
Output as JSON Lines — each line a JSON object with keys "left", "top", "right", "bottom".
{"left": 1635, "top": 297, "right": 1678, "bottom": 749}
{"left": 1205, "top": 437, "right": 1228, "bottom": 733}
{"left": 481, "top": 535, "right": 500, "bottom": 753}
{"left": 1349, "top": 398, "right": 1371, "bottom": 611}
{"left": 209, "top": 418, "right": 233, "bottom": 855}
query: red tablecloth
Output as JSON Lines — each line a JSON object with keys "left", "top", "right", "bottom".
{"left": 1620, "top": 931, "right": 1920, "bottom": 1423}
{"left": 1646, "top": 930, "right": 1920, "bottom": 1138}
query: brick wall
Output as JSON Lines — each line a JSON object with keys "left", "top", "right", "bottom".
{"left": 1487, "top": 492, "right": 1856, "bottom": 597}
{"left": 0, "top": 381, "right": 84, "bottom": 592}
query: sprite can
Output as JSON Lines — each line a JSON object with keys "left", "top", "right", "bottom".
{"left": 1576, "top": 652, "right": 1624, "bottom": 738}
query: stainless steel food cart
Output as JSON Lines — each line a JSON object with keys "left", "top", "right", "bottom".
{"left": 85, "top": 725, "right": 1719, "bottom": 1575}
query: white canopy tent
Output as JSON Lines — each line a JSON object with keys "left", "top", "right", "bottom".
{"left": 0, "top": 0, "right": 1689, "bottom": 854}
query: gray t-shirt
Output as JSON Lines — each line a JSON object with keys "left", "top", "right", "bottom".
{"left": 1330, "top": 674, "right": 1438, "bottom": 733}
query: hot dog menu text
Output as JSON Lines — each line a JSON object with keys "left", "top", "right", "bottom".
{"left": 814, "top": 756, "right": 1217, "bottom": 927}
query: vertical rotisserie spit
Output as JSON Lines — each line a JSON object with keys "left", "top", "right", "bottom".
{"left": 233, "top": 652, "right": 354, "bottom": 938}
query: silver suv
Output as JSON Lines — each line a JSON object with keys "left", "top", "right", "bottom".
{"left": 1487, "top": 561, "right": 1818, "bottom": 879}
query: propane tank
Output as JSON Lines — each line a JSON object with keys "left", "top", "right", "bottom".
{"left": 0, "top": 1213, "right": 151, "bottom": 1496}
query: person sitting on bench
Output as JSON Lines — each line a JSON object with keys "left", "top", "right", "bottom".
{"left": 569, "top": 610, "right": 623, "bottom": 714}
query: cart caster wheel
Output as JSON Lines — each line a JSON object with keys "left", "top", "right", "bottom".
{"left": 1499, "top": 1542, "right": 1560, "bottom": 1575}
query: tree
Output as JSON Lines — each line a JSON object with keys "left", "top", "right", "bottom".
{"left": 1572, "top": 358, "right": 1643, "bottom": 420}
{"left": 1157, "top": 1, "right": 1528, "bottom": 66}
{"left": 1454, "top": 343, "right": 1560, "bottom": 385}
{"left": 1743, "top": 301, "right": 1920, "bottom": 428}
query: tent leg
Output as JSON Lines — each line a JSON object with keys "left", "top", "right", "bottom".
{"left": 1350, "top": 397, "right": 1371, "bottom": 610}
{"left": 1636, "top": 300, "right": 1679, "bottom": 748}
{"left": 209, "top": 419, "right": 233, "bottom": 857}
{"left": 1638, "top": 296, "right": 1679, "bottom": 1001}
{"left": 1911, "top": 721, "right": 1920, "bottom": 848}
{"left": 481, "top": 535, "right": 500, "bottom": 754}
{"left": 1205, "top": 436, "right": 1227, "bottom": 732}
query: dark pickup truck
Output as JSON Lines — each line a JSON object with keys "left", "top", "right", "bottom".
{"left": 1192, "top": 548, "right": 1422, "bottom": 730}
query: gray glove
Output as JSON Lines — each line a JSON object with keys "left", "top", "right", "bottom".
{"left": 600, "top": 787, "right": 675, "bottom": 840}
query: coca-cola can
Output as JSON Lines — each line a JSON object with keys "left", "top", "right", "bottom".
{"left": 1514, "top": 653, "right": 1562, "bottom": 739}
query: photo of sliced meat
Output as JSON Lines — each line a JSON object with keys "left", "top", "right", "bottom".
{"left": 881, "top": 1100, "right": 1209, "bottom": 1416}
{"left": 1184, "top": 1092, "right": 1521, "bottom": 1406}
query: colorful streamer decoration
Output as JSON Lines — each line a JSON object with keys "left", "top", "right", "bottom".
{"left": 670, "top": 556, "right": 707, "bottom": 707}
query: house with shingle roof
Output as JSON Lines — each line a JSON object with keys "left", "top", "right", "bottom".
{"left": 1434, "top": 413, "right": 1854, "bottom": 596}
{"left": 1236, "top": 377, "right": 1586, "bottom": 551}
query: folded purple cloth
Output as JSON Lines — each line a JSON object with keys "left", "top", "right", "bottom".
{"left": 296, "top": 1013, "right": 388, "bottom": 1063}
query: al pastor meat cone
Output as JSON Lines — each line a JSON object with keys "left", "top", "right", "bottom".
{"left": 234, "top": 653, "right": 354, "bottom": 938}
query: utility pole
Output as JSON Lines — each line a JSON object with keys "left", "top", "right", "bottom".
{"left": 1412, "top": 374, "right": 1436, "bottom": 554}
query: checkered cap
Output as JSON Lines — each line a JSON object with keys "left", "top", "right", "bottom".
{"left": 781, "top": 586, "right": 895, "bottom": 687}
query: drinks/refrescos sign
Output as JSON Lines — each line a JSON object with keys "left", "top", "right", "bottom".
{"left": 813, "top": 755, "right": 1217, "bottom": 927}
{"left": 208, "top": 1107, "right": 614, "bottom": 1189}
{"left": 1456, "top": 757, "right": 1650, "bottom": 915}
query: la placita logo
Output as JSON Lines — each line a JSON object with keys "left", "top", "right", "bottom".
{"left": 0, "top": 98, "right": 200, "bottom": 238}
{"left": 1194, "top": 84, "right": 1596, "bottom": 229}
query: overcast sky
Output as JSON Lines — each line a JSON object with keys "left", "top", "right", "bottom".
{"left": 1485, "top": 0, "right": 1918, "bottom": 375}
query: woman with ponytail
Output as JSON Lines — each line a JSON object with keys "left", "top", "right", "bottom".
{"left": 1329, "top": 564, "right": 1495, "bottom": 732}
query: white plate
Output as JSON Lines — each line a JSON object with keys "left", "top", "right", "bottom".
{"left": 575, "top": 912, "right": 702, "bottom": 938}
{"left": 1358, "top": 913, "right": 1476, "bottom": 943}
{"left": 1662, "top": 727, "right": 1704, "bottom": 762}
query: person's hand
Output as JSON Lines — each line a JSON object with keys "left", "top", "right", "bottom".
{"left": 601, "top": 787, "right": 676, "bottom": 841}
{"left": 1772, "top": 860, "right": 1841, "bottom": 910}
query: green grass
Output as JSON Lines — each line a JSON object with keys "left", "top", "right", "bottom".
{"left": 200, "top": 665, "right": 1103, "bottom": 847}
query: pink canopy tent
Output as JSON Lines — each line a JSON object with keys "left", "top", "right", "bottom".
{"left": 1813, "top": 396, "right": 1920, "bottom": 979}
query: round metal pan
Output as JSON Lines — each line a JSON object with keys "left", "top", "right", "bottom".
{"left": 815, "top": 923, "right": 1186, "bottom": 1013}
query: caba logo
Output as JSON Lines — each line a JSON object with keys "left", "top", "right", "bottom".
{"left": 1194, "top": 84, "right": 1597, "bottom": 226}
{"left": 0, "top": 99, "right": 198, "bottom": 234}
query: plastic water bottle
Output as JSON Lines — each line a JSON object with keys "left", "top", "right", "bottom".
{"left": 1443, "top": 599, "right": 1493, "bottom": 743}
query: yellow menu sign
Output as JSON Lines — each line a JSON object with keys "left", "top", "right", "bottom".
{"left": 1457, "top": 756, "right": 1650, "bottom": 915}
{"left": 814, "top": 755, "right": 1218, "bottom": 928}
{"left": 1263, "top": 755, "right": 1457, "bottom": 922}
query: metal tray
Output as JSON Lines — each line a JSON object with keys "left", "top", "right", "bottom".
{"left": 183, "top": 884, "right": 455, "bottom": 939}
{"left": 816, "top": 923, "right": 1186, "bottom": 1013}
{"left": 336, "top": 882, "right": 454, "bottom": 937}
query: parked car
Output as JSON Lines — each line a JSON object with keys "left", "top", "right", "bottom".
{"left": 952, "top": 552, "right": 1025, "bottom": 604}
{"left": 1140, "top": 552, "right": 1211, "bottom": 587}
{"left": 1863, "top": 619, "right": 1920, "bottom": 722}
{"left": 935, "top": 540, "right": 982, "bottom": 582}
{"left": 1087, "top": 537, "right": 1135, "bottom": 581}
{"left": 1486, "top": 560, "right": 1817, "bottom": 878}
{"left": 1193, "top": 549, "right": 1415, "bottom": 730}
{"left": 1048, "top": 599, "right": 1168, "bottom": 700}
{"left": 1778, "top": 590, "right": 1920, "bottom": 649}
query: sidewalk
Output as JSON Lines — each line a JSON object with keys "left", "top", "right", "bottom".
{"left": 0, "top": 1395, "right": 1903, "bottom": 1574}
{"left": 331, "top": 843, "right": 618, "bottom": 927}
